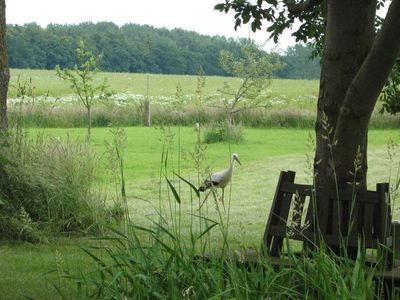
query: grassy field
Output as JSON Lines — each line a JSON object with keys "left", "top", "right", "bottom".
{"left": 1, "top": 126, "right": 400, "bottom": 299}
{"left": 9, "top": 68, "right": 319, "bottom": 101}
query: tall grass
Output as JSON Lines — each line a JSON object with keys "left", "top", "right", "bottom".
{"left": 8, "top": 99, "right": 315, "bottom": 128}
{"left": 0, "top": 126, "right": 115, "bottom": 241}
{"left": 8, "top": 100, "right": 400, "bottom": 129}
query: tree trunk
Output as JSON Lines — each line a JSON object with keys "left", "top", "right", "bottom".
{"left": 87, "top": 106, "right": 91, "bottom": 142}
{"left": 333, "top": 0, "right": 400, "bottom": 187}
{"left": 227, "top": 111, "right": 234, "bottom": 128}
{"left": 314, "top": 0, "right": 376, "bottom": 190}
{"left": 311, "top": 0, "right": 400, "bottom": 258}
{"left": 0, "top": 0, "right": 9, "bottom": 132}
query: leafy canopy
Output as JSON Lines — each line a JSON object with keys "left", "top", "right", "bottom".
{"left": 380, "top": 58, "right": 400, "bottom": 114}
{"left": 215, "top": 0, "right": 388, "bottom": 56}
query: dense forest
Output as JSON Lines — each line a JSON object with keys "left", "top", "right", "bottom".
{"left": 6, "top": 22, "right": 320, "bottom": 79}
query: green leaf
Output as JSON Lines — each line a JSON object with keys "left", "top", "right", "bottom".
{"left": 197, "top": 223, "right": 219, "bottom": 240}
{"left": 174, "top": 172, "right": 200, "bottom": 198}
{"left": 214, "top": 3, "right": 225, "bottom": 11}
{"left": 235, "top": 18, "right": 242, "bottom": 29}
{"left": 164, "top": 149, "right": 169, "bottom": 169}
{"left": 151, "top": 220, "right": 177, "bottom": 241}
{"left": 188, "top": 213, "right": 218, "bottom": 225}
{"left": 243, "top": 13, "right": 251, "bottom": 24}
{"left": 81, "top": 248, "right": 107, "bottom": 268}
{"left": 152, "top": 235, "right": 175, "bottom": 255}
{"left": 165, "top": 176, "right": 181, "bottom": 204}
{"left": 131, "top": 224, "right": 156, "bottom": 235}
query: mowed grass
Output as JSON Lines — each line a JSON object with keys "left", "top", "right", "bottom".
{"left": 25, "top": 126, "right": 400, "bottom": 232}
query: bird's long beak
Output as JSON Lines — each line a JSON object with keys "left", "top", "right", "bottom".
{"left": 235, "top": 157, "right": 242, "bottom": 166}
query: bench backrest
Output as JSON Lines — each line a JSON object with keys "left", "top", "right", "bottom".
{"left": 263, "top": 171, "right": 393, "bottom": 267}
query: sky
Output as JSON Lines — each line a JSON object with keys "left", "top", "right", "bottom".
{"left": 6, "top": 0, "right": 296, "bottom": 51}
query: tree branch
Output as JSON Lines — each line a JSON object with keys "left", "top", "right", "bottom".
{"left": 211, "top": 104, "right": 227, "bottom": 110}
{"left": 341, "top": 0, "right": 400, "bottom": 118}
{"left": 283, "top": 0, "right": 323, "bottom": 15}
{"left": 333, "top": 0, "right": 400, "bottom": 184}
{"left": 231, "top": 101, "right": 265, "bottom": 114}
{"left": 234, "top": 78, "right": 257, "bottom": 105}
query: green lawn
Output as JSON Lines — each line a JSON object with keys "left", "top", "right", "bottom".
{"left": 29, "top": 126, "right": 400, "bottom": 223}
{"left": 1, "top": 127, "right": 400, "bottom": 299}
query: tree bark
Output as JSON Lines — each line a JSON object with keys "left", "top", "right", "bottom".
{"left": 314, "top": 0, "right": 376, "bottom": 190}
{"left": 87, "top": 106, "right": 91, "bottom": 142}
{"left": 0, "top": 0, "right": 9, "bottom": 131}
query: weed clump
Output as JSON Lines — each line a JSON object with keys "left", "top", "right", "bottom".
{"left": 0, "top": 130, "right": 110, "bottom": 241}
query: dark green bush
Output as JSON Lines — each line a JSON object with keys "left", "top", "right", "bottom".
{"left": 203, "top": 121, "right": 243, "bottom": 143}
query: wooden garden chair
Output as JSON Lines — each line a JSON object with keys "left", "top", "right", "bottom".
{"left": 263, "top": 170, "right": 394, "bottom": 270}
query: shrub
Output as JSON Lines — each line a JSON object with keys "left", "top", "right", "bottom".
{"left": 203, "top": 121, "right": 243, "bottom": 143}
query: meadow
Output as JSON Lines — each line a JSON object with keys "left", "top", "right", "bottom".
{"left": 1, "top": 69, "right": 400, "bottom": 299}
{"left": 7, "top": 69, "right": 326, "bottom": 129}
{"left": 9, "top": 69, "right": 319, "bottom": 100}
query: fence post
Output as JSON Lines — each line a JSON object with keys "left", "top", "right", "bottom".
{"left": 143, "top": 74, "right": 151, "bottom": 127}
{"left": 143, "top": 100, "right": 151, "bottom": 127}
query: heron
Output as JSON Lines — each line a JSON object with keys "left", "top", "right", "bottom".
{"left": 198, "top": 153, "right": 241, "bottom": 210}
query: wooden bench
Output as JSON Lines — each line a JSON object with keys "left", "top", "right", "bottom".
{"left": 195, "top": 170, "right": 399, "bottom": 294}
{"left": 263, "top": 170, "right": 394, "bottom": 269}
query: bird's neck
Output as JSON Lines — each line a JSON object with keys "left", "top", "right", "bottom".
{"left": 229, "top": 159, "right": 235, "bottom": 171}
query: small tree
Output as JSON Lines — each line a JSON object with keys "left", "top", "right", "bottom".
{"left": 217, "top": 44, "right": 276, "bottom": 127}
{"left": 56, "top": 41, "right": 108, "bottom": 141}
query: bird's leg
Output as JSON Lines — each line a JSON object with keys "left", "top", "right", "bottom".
{"left": 199, "top": 189, "right": 212, "bottom": 210}
{"left": 221, "top": 188, "right": 226, "bottom": 212}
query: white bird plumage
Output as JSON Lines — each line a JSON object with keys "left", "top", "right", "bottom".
{"left": 198, "top": 153, "right": 241, "bottom": 209}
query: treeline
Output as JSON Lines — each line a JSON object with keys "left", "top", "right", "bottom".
{"left": 6, "top": 22, "right": 320, "bottom": 78}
